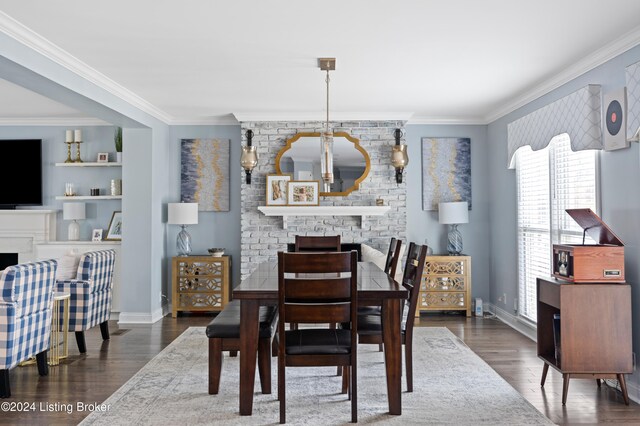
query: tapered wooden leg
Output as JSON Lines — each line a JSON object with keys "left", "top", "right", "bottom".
{"left": 0, "top": 369, "right": 10, "bottom": 398}
{"left": 36, "top": 350, "right": 48, "bottom": 376}
{"left": 258, "top": 337, "right": 271, "bottom": 394}
{"left": 279, "top": 348, "right": 285, "bottom": 424}
{"left": 99, "top": 321, "right": 110, "bottom": 340}
{"left": 405, "top": 339, "right": 413, "bottom": 392}
{"left": 342, "top": 366, "right": 349, "bottom": 395}
{"left": 541, "top": 363, "right": 549, "bottom": 387}
{"left": 239, "top": 300, "right": 260, "bottom": 416}
{"left": 208, "top": 338, "right": 222, "bottom": 395}
{"left": 617, "top": 374, "right": 630, "bottom": 405}
{"left": 382, "top": 298, "right": 402, "bottom": 415}
{"left": 75, "top": 331, "right": 87, "bottom": 353}
{"left": 351, "top": 364, "right": 357, "bottom": 423}
{"left": 596, "top": 379, "right": 601, "bottom": 388}
{"left": 562, "top": 374, "right": 570, "bottom": 405}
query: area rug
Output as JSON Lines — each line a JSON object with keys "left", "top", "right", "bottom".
{"left": 80, "top": 327, "right": 553, "bottom": 425}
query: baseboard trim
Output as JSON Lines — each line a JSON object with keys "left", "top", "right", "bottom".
{"left": 487, "top": 303, "right": 640, "bottom": 404}
{"left": 117, "top": 304, "right": 166, "bottom": 324}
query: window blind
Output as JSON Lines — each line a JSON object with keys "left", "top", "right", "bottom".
{"left": 516, "top": 134, "right": 597, "bottom": 322}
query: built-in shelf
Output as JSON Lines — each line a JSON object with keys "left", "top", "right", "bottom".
{"left": 55, "top": 162, "right": 121, "bottom": 167}
{"left": 257, "top": 205, "right": 391, "bottom": 229}
{"left": 55, "top": 195, "right": 122, "bottom": 200}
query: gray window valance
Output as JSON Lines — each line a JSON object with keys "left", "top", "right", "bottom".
{"left": 627, "top": 60, "right": 640, "bottom": 142}
{"left": 507, "top": 84, "right": 602, "bottom": 168}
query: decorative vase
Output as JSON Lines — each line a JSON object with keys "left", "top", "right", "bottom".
{"left": 111, "top": 179, "right": 122, "bottom": 196}
{"left": 116, "top": 152, "right": 122, "bottom": 163}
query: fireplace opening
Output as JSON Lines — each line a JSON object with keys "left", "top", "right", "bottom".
{"left": 0, "top": 253, "right": 18, "bottom": 270}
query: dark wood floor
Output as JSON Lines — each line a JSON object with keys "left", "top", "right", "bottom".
{"left": 2, "top": 313, "right": 639, "bottom": 425}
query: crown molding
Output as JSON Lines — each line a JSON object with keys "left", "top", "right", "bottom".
{"left": 406, "top": 115, "right": 487, "bottom": 125}
{"left": 168, "top": 114, "right": 240, "bottom": 126}
{"left": 233, "top": 111, "right": 414, "bottom": 123}
{"left": 484, "top": 25, "right": 640, "bottom": 124}
{"left": 0, "top": 11, "right": 173, "bottom": 124}
{"left": 0, "top": 116, "right": 111, "bottom": 126}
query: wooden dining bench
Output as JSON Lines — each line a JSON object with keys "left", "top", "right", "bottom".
{"left": 206, "top": 300, "right": 279, "bottom": 395}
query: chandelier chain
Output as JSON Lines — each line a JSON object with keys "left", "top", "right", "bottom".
{"left": 325, "top": 69, "right": 330, "bottom": 133}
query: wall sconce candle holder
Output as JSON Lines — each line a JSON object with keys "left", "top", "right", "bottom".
{"left": 391, "top": 128, "right": 408, "bottom": 183}
{"left": 240, "top": 129, "right": 258, "bottom": 184}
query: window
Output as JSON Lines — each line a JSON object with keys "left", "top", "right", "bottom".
{"left": 515, "top": 134, "right": 598, "bottom": 322}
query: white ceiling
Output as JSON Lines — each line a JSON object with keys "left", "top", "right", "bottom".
{"left": 1, "top": 0, "right": 640, "bottom": 125}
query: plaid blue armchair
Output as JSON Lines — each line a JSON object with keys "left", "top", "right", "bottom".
{"left": 56, "top": 249, "right": 115, "bottom": 353}
{"left": 0, "top": 259, "right": 57, "bottom": 398}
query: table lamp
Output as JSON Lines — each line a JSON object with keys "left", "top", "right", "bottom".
{"left": 168, "top": 202, "right": 199, "bottom": 256}
{"left": 438, "top": 201, "right": 469, "bottom": 255}
{"left": 63, "top": 202, "right": 86, "bottom": 241}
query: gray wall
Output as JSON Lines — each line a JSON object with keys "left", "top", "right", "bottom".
{"left": 487, "top": 45, "right": 640, "bottom": 391}
{"left": 166, "top": 126, "right": 242, "bottom": 296}
{"left": 405, "top": 124, "right": 490, "bottom": 302}
{"left": 0, "top": 125, "right": 121, "bottom": 240}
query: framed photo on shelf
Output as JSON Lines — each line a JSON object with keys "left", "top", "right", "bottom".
{"left": 105, "top": 211, "right": 122, "bottom": 241}
{"left": 91, "top": 229, "right": 103, "bottom": 241}
{"left": 97, "top": 152, "right": 109, "bottom": 163}
{"left": 266, "top": 174, "right": 291, "bottom": 206}
{"left": 287, "top": 181, "right": 320, "bottom": 206}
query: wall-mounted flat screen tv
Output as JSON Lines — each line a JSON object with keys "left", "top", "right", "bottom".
{"left": 0, "top": 139, "right": 43, "bottom": 209}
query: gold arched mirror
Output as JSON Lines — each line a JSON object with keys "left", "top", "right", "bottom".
{"left": 275, "top": 132, "right": 371, "bottom": 196}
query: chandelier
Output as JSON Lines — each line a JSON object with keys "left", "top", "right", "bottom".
{"left": 319, "top": 58, "right": 335, "bottom": 193}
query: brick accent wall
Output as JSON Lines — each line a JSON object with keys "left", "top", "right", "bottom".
{"left": 240, "top": 121, "right": 407, "bottom": 279}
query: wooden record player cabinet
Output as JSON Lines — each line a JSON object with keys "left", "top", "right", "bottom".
{"left": 537, "top": 276, "right": 632, "bottom": 405}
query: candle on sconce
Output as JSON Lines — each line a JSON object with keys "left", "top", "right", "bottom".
{"left": 74, "top": 129, "right": 82, "bottom": 142}
{"left": 65, "top": 130, "right": 73, "bottom": 143}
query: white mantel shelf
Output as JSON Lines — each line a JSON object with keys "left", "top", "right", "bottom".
{"left": 257, "top": 205, "right": 391, "bottom": 229}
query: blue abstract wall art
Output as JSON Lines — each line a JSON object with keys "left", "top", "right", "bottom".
{"left": 421, "top": 137, "right": 471, "bottom": 211}
{"left": 181, "top": 138, "right": 230, "bottom": 212}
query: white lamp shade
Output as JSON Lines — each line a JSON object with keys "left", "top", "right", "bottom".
{"left": 438, "top": 201, "right": 469, "bottom": 224}
{"left": 168, "top": 202, "right": 199, "bottom": 225}
{"left": 63, "top": 202, "right": 86, "bottom": 221}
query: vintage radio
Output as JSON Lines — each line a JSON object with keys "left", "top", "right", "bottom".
{"left": 552, "top": 208, "right": 625, "bottom": 283}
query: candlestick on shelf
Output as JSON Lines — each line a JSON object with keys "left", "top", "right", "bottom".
{"left": 64, "top": 142, "right": 74, "bottom": 163}
{"left": 74, "top": 129, "right": 82, "bottom": 142}
{"left": 74, "top": 141, "right": 83, "bottom": 163}
{"left": 65, "top": 130, "right": 73, "bottom": 143}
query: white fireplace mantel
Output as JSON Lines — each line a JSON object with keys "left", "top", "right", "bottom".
{"left": 0, "top": 210, "right": 57, "bottom": 263}
{"left": 257, "top": 205, "right": 391, "bottom": 229}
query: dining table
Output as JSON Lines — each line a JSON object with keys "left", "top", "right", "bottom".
{"left": 233, "top": 260, "right": 408, "bottom": 416}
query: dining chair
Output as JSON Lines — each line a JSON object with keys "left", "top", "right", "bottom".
{"left": 356, "top": 237, "right": 403, "bottom": 353}
{"left": 359, "top": 238, "right": 402, "bottom": 315}
{"left": 294, "top": 235, "right": 341, "bottom": 252}
{"left": 291, "top": 235, "right": 342, "bottom": 330}
{"left": 347, "top": 242, "right": 428, "bottom": 392}
{"left": 277, "top": 250, "right": 358, "bottom": 424}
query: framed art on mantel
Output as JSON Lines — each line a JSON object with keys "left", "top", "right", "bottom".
{"left": 421, "top": 137, "right": 471, "bottom": 211}
{"left": 266, "top": 174, "right": 291, "bottom": 206}
{"left": 287, "top": 181, "right": 319, "bottom": 206}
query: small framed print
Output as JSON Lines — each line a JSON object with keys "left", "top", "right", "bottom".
{"left": 105, "top": 211, "right": 122, "bottom": 241}
{"left": 266, "top": 174, "right": 291, "bottom": 206}
{"left": 287, "top": 180, "right": 320, "bottom": 206}
{"left": 91, "top": 228, "right": 103, "bottom": 242}
{"left": 97, "top": 152, "right": 109, "bottom": 163}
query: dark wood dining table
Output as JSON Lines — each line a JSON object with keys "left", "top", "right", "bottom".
{"left": 233, "top": 260, "right": 408, "bottom": 416}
